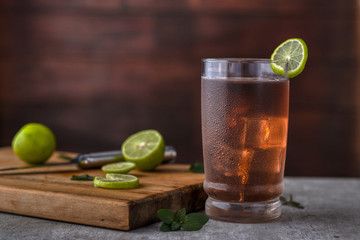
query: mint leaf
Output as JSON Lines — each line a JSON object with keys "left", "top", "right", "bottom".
{"left": 171, "top": 221, "right": 181, "bottom": 231}
{"left": 158, "top": 208, "right": 209, "bottom": 232}
{"left": 176, "top": 208, "right": 186, "bottom": 223}
{"left": 181, "top": 215, "right": 204, "bottom": 231}
{"left": 157, "top": 209, "right": 176, "bottom": 224}
{"left": 186, "top": 213, "right": 209, "bottom": 225}
{"left": 160, "top": 223, "right": 171, "bottom": 232}
{"left": 71, "top": 174, "right": 95, "bottom": 181}
{"left": 279, "top": 196, "right": 287, "bottom": 202}
{"left": 280, "top": 194, "right": 304, "bottom": 209}
{"left": 189, "top": 163, "right": 204, "bottom": 173}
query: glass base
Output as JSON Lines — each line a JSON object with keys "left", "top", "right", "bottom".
{"left": 205, "top": 197, "right": 282, "bottom": 223}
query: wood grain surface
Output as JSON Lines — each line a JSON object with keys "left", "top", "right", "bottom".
{"left": 0, "top": 147, "right": 206, "bottom": 230}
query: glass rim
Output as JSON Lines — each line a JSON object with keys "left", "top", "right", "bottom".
{"left": 202, "top": 58, "right": 289, "bottom": 80}
{"left": 202, "top": 58, "right": 273, "bottom": 63}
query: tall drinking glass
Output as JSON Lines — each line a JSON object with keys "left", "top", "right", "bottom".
{"left": 201, "top": 58, "right": 289, "bottom": 222}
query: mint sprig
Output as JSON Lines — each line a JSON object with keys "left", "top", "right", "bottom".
{"left": 280, "top": 194, "right": 304, "bottom": 209}
{"left": 157, "top": 208, "right": 209, "bottom": 232}
{"left": 189, "top": 163, "right": 204, "bottom": 173}
{"left": 71, "top": 174, "right": 95, "bottom": 181}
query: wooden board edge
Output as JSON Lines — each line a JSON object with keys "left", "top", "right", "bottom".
{"left": 0, "top": 185, "right": 132, "bottom": 230}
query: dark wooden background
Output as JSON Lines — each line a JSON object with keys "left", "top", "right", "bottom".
{"left": 0, "top": 0, "right": 359, "bottom": 177}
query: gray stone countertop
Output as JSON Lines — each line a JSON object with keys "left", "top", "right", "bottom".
{"left": 1, "top": 177, "right": 359, "bottom": 240}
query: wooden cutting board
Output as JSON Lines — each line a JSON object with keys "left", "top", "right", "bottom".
{"left": 0, "top": 147, "right": 206, "bottom": 230}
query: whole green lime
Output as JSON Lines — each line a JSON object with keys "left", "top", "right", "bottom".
{"left": 12, "top": 123, "right": 56, "bottom": 164}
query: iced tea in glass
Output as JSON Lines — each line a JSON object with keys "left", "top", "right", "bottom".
{"left": 201, "top": 58, "right": 289, "bottom": 222}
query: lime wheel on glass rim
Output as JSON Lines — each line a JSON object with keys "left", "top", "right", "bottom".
{"left": 270, "top": 38, "right": 308, "bottom": 78}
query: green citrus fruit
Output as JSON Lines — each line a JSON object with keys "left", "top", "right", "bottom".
{"left": 101, "top": 162, "right": 136, "bottom": 173}
{"left": 94, "top": 174, "right": 139, "bottom": 189}
{"left": 270, "top": 38, "right": 308, "bottom": 78}
{"left": 121, "top": 129, "right": 165, "bottom": 171}
{"left": 12, "top": 123, "right": 56, "bottom": 164}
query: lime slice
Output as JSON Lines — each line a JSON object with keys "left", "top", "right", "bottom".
{"left": 270, "top": 38, "right": 308, "bottom": 78}
{"left": 106, "top": 173, "right": 136, "bottom": 180}
{"left": 121, "top": 129, "right": 165, "bottom": 171}
{"left": 101, "top": 162, "right": 136, "bottom": 173}
{"left": 93, "top": 174, "right": 139, "bottom": 189}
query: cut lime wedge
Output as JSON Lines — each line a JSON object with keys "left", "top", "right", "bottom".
{"left": 270, "top": 38, "right": 308, "bottom": 78}
{"left": 93, "top": 174, "right": 139, "bottom": 189}
{"left": 101, "top": 162, "right": 136, "bottom": 174}
{"left": 121, "top": 129, "right": 165, "bottom": 171}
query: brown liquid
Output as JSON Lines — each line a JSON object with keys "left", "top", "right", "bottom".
{"left": 201, "top": 77, "right": 289, "bottom": 202}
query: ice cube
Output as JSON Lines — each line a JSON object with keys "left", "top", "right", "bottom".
{"left": 210, "top": 141, "right": 240, "bottom": 176}
{"left": 234, "top": 148, "right": 255, "bottom": 201}
{"left": 220, "top": 148, "right": 254, "bottom": 180}
{"left": 235, "top": 148, "right": 255, "bottom": 184}
{"left": 226, "top": 106, "right": 248, "bottom": 128}
{"left": 264, "top": 117, "right": 288, "bottom": 148}
{"left": 204, "top": 143, "right": 255, "bottom": 202}
{"left": 206, "top": 140, "right": 254, "bottom": 179}
{"left": 244, "top": 117, "right": 288, "bottom": 149}
{"left": 247, "top": 147, "right": 286, "bottom": 198}
{"left": 251, "top": 147, "right": 286, "bottom": 174}
{"left": 243, "top": 118, "right": 269, "bottom": 147}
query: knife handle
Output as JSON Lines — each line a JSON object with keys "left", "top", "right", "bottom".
{"left": 77, "top": 146, "right": 177, "bottom": 169}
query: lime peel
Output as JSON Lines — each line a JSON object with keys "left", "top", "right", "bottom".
{"left": 270, "top": 38, "right": 308, "bottom": 78}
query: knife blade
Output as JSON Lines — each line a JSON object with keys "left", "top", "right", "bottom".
{"left": 0, "top": 145, "right": 177, "bottom": 172}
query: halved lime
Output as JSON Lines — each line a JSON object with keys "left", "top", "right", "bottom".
{"left": 101, "top": 162, "right": 136, "bottom": 173}
{"left": 270, "top": 38, "right": 308, "bottom": 78}
{"left": 121, "top": 129, "right": 165, "bottom": 171}
{"left": 93, "top": 174, "right": 139, "bottom": 189}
